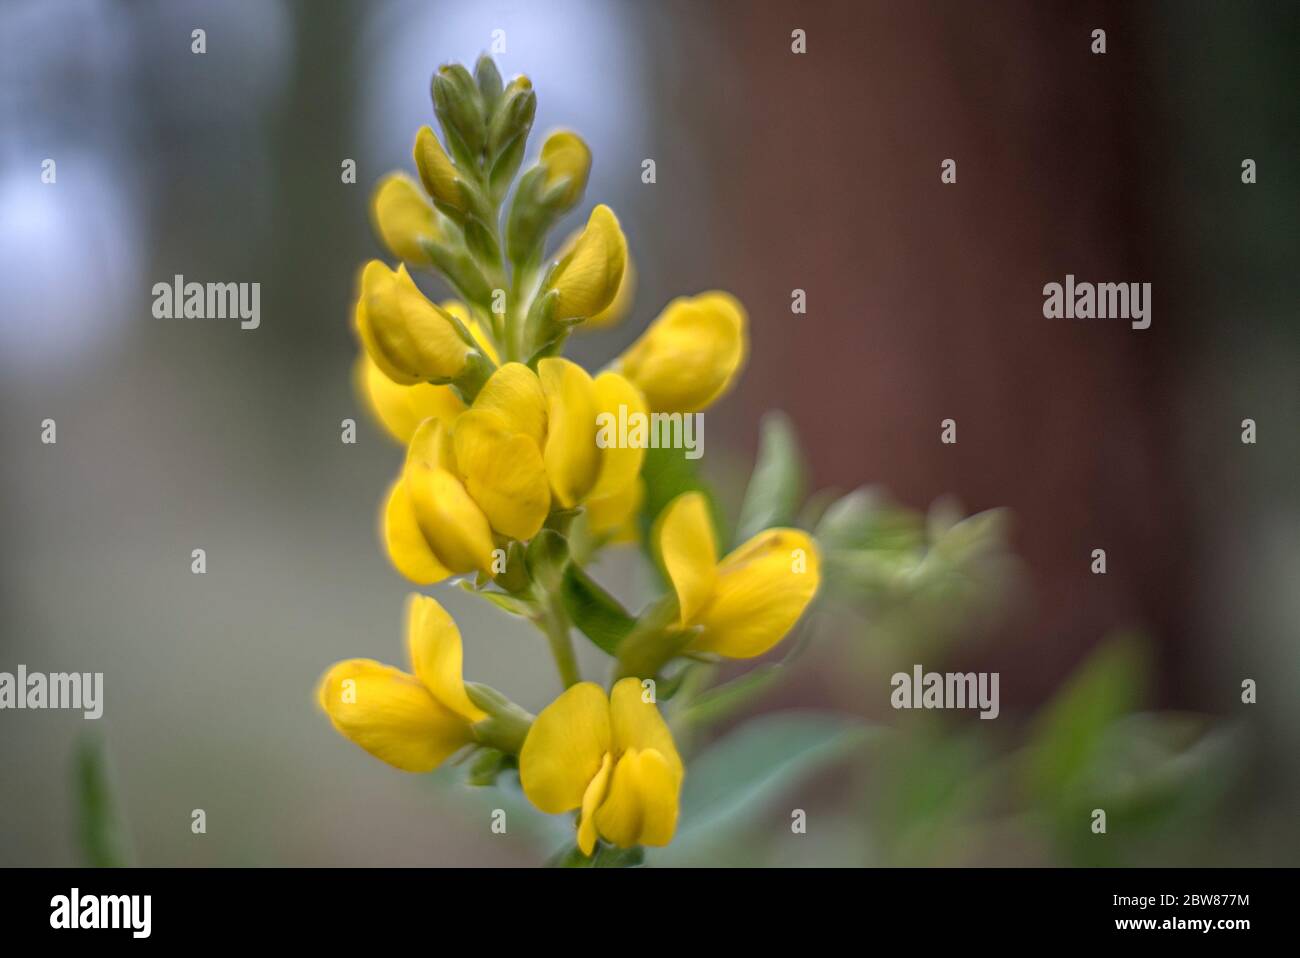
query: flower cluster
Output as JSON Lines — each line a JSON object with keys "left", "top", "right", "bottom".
{"left": 318, "top": 56, "right": 820, "bottom": 861}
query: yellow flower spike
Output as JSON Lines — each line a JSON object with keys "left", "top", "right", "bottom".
{"left": 354, "top": 350, "right": 465, "bottom": 445}
{"left": 539, "top": 130, "right": 591, "bottom": 209}
{"left": 654, "top": 492, "right": 821, "bottom": 659}
{"left": 616, "top": 291, "right": 748, "bottom": 413}
{"left": 371, "top": 172, "right": 443, "bottom": 265}
{"left": 538, "top": 358, "right": 601, "bottom": 508}
{"left": 413, "top": 125, "right": 465, "bottom": 213}
{"left": 316, "top": 595, "right": 483, "bottom": 772}
{"left": 548, "top": 204, "right": 627, "bottom": 322}
{"left": 520, "top": 677, "right": 682, "bottom": 855}
{"left": 357, "top": 261, "right": 474, "bottom": 384}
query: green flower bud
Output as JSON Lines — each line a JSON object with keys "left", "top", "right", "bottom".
{"left": 432, "top": 63, "right": 487, "bottom": 160}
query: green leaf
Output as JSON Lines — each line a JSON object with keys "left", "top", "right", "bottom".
{"left": 734, "top": 411, "right": 805, "bottom": 545}
{"left": 675, "top": 663, "right": 785, "bottom": 730}
{"left": 561, "top": 563, "right": 635, "bottom": 655}
{"left": 648, "top": 711, "right": 875, "bottom": 865}
{"left": 1024, "top": 632, "right": 1147, "bottom": 810}
{"left": 548, "top": 842, "right": 645, "bottom": 868}
{"left": 74, "top": 734, "right": 133, "bottom": 867}
{"left": 637, "top": 444, "right": 727, "bottom": 558}
{"left": 457, "top": 580, "right": 533, "bottom": 617}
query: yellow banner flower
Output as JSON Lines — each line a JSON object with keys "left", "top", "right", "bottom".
{"left": 317, "top": 594, "right": 487, "bottom": 772}
{"left": 453, "top": 363, "right": 552, "bottom": 541}
{"left": 383, "top": 418, "right": 496, "bottom": 583}
{"left": 548, "top": 204, "right": 627, "bottom": 322}
{"left": 354, "top": 301, "right": 499, "bottom": 444}
{"left": 537, "top": 358, "right": 648, "bottom": 530}
{"left": 655, "top": 491, "right": 820, "bottom": 658}
{"left": 616, "top": 291, "right": 748, "bottom": 413}
{"left": 356, "top": 261, "right": 476, "bottom": 385}
{"left": 520, "top": 678, "right": 682, "bottom": 855}
{"left": 355, "top": 351, "right": 465, "bottom": 444}
{"left": 556, "top": 230, "right": 635, "bottom": 330}
{"left": 371, "top": 172, "right": 445, "bottom": 266}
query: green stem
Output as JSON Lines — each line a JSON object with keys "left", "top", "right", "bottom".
{"left": 537, "top": 591, "right": 580, "bottom": 689}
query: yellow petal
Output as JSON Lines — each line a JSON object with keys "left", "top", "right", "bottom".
{"left": 405, "top": 417, "right": 458, "bottom": 474}
{"left": 609, "top": 677, "right": 683, "bottom": 781}
{"left": 519, "top": 682, "right": 612, "bottom": 814}
{"left": 539, "top": 130, "right": 591, "bottom": 209}
{"left": 576, "top": 751, "right": 613, "bottom": 857}
{"left": 405, "top": 594, "right": 487, "bottom": 724}
{"left": 591, "top": 372, "right": 647, "bottom": 499}
{"left": 413, "top": 125, "right": 464, "bottom": 211}
{"left": 549, "top": 205, "right": 627, "bottom": 322}
{"left": 371, "top": 172, "right": 441, "bottom": 265}
{"left": 654, "top": 492, "right": 718, "bottom": 625}
{"left": 360, "top": 261, "right": 473, "bottom": 383}
{"left": 692, "top": 529, "right": 821, "bottom": 659}
{"left": 539, "top": 358, "right": 601, "bottom": 508}
{"left": 617, "top": 291, "right": 747, "bottom": 413}
{"left": 405, "top": 463, "right": 496, "bottom": 575}
{"left": 585, "top": 476, "right": 643, "bottom": 542}
{"left": 592, "top": 747, "right": 681, "bottom": 849}
{"left": 469, "top": 362, "right": 547, "bottom": 448}
{"left": 355, "top": 351, "right": 466, "bottom": 445}
{"left": 453, "top": 410, "right": 551, "bottom": 540}
{"left": 585, "top": 253, "right": 635, "bottom": 330}
{"left": 382, "top": 478, "right": 452, "bottom": 585}
{"left": 316, "top": 659, "right": 472, "bottom": 772}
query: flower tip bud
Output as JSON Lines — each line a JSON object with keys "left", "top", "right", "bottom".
{"left": 413, "top": 125, "right": 464, "bottom": 212}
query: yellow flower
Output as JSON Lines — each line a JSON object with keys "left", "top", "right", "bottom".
{"left": 655, "top": 491, "right": 820, "bottom": 658}
{"left": 354, "top": 301, "right": 500, "bottom": 444}
{"left": 554, "top": 231, "right": 635, "bottom": 330}
{"left": 317, "top": 594, "right": 487, "bottom": 772}
{"left": 520, "top": 678, "right": 683, "bottom": 855}
{"left": 383, "top": 418, "right": 496, "bottom": 583}
{"left": 371, "top": 172, "right": 444, "bottom": 265}
{"left": 355, "top": 261, "right": 476, "bottom": 385}
{"left": 413, "top": 125, "right": 465, "bottom": 213}
{"left": 539, "top": 131, "right": 591, "bottom": 209}
{"left": 354, "top": 352, "right": 465, "bottom": 444}
{"left": 538, "top": 358, "right": 647, "bottom": 515}
{"left": 548, "top": 204, "right": 627, "bottom": 322}
{"left": 453, "top": 363, "right": 553, "bottom": 541}
{"left": 616, "top": 291, "right": 747, "bottom": 413}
